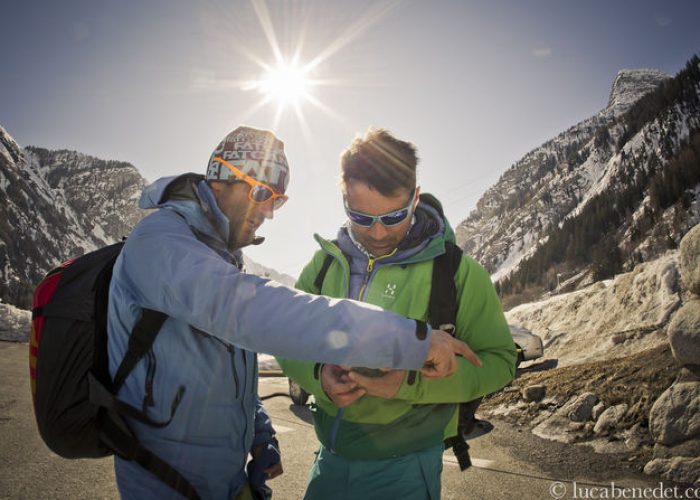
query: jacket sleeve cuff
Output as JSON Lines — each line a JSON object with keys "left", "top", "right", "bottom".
{"left": 415, "top": 319, "right": 429, "bottom": 340}
{"left": 402, "top": 320, "right": 432, "bottom": 370}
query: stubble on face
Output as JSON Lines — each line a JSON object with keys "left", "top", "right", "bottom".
{"left": 345, "top": 182, "right": 415, "bottom": 257}
{"left": 212, "top": 182, "right": 266, "bottom": 250}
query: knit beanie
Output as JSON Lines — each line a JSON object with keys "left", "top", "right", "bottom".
{"left": 206, "top": 126, "right": 290, "bottom": 194}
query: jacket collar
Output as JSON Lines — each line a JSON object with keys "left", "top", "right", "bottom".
{"left": 139, "top": 173, "right": 246, "bottom": 259}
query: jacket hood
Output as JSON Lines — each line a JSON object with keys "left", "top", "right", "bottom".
{"left": 416, "top": 192, "right": 456, "bottom": 245}
{"left": 138, "top": 173, "right": 233, "bottom": 251}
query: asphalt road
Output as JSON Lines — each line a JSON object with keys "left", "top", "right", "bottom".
{"left": 1, "top": 341, "right": 664, "bottom": 499}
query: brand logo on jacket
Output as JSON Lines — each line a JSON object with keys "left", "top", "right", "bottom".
{"left": 383, "top": 283, "right": 397, "bottom": 298}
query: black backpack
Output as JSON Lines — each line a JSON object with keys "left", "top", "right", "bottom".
{"left": 313, "top": 237, "right": 479, "bottom": 471}
{"left": 29, "top": 241, "right": 201, "bottom": 499}
{"left": 426, "top": 240, "right": 481, "bottom": 471}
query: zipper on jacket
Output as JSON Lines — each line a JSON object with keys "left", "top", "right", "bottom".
{"left": 357, "top": 249, "right": 396, "bottom": 301}
{"left": 238, "top": 349, "right": 249, "bottom": 467}
{"left": 231, "top": 346, "right": 240, "bottom": 399}
{"left": 357, "top": 257, "right": 375, "bottom": 300}
{"left": 329, "top": 249, "right": 397, "bottom": 451}
{"left": 190, "top": 326, "right": 239, "bottom": 398}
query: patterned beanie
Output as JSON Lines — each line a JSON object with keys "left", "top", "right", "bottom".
{"left": 206, "top": 126, "right": 290, "bottom": 194}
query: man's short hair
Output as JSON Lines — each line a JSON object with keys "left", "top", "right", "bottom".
{"left": 340, "top": 128, "right": 418, "bottom": 196}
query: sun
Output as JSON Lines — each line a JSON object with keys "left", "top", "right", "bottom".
{"left": 235, "top": 0, "right": 402, "bottom": 131}
{"left": 257, "top": 61, "right": 313, "bottom": 106}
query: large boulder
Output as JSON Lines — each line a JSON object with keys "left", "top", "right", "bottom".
{"left": 562, "top": 392, "right": 598, "bottom": 422}
{"left": 680, "top": 224, "right": 700, "bottom": 295}
{"left": 667, "top": 300, "right": 700, "bottom": 367}
{"left": 624, "top": 423, "right": 651, "bottom": 451}
{"left": 644, "top": 457, "right": 700, "bottom": 486}
{"left": 653, "top": 438, "right": 700, "bottom": 459}
{"left": 522, "top": 384, "right": 546, "bottom": 403}
{"left": 532, "top": 414, "right": 582, "bottom": 444}
{"left": 593, "top": 403, "right": 629, "bottom": 435}
{"left": 649, "top": 383, "right": 700, "bottom": 446}
{"left": 592, "top": 402, "right": 606, "bottom": 421}
{"left": 532, "top": 394, "right": 593, "bottom": 444}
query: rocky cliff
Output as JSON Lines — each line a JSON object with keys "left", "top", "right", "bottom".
{"left": 456, "top": 56, "right": 700, "bottom": 302}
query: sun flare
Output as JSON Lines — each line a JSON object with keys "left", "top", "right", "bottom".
{"left": 236, "top": 0, "right": 401, "bottom": 132}
{"left": 257, "top": 62, "right": 313, "bottom": 106}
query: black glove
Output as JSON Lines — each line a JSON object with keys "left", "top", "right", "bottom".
{"left": 247, "top": 439, "right": 280, "bottom": 500}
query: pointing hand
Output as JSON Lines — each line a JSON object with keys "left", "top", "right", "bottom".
{"left": 422, "top": 329, "right": 481, "bottom": 378}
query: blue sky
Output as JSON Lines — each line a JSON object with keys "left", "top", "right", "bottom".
{"left": 1, "top": 0, "right": 699, "bottom": 277}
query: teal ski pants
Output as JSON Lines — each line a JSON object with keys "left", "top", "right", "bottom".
{"left": 304, "top": 443, "right": 444, "bottom": 500}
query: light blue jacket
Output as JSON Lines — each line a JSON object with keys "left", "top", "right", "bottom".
{"left": 107, "top": 174, "right": 432, "bottom": 499}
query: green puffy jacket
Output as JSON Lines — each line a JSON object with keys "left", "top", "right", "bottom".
{"left": 279, "top": 221, "right": 516, "bottom": 460}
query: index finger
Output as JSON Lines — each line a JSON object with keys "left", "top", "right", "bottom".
{"left": 328, "top": 380, "right": 360, "bottom": 394}
{"left": 450, "top": 337, "right": 482, "bottom": 367}
{"left": 346, "top": 371, "right": 380, "bottom": 388}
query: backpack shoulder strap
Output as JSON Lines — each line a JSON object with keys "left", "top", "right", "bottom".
{"left": 312, "top": 240, "right": 340, "bottom": 293}
{"left": 98, "top": 410, "right": 201, "bottom": 500}
{"left": 313, "top": 254, "right": 335, "bottom": 293}
{"left": 428, "top": 241, "right": 463, "bottom": 333}
{"left": 112, "top": 309, "right": 169, "bottom": 392}
{"left": 407, "top": 241, "right": 463, "bottom": 386}
{"left": 417, "top": 193, "right": 462, "bottom": 330}
{"left": 108, "top": 210, "right": 204, "bottom": 393}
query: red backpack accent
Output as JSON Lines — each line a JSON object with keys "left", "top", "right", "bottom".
{"left": 29, "top": 262, "right": 72, "bottom": 400}
{"left": 28, "top": 242, "right": 200, "bottom": 499}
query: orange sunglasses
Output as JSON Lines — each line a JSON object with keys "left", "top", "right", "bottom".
{"left": 214, "top": 156, "right": 289, "bottom": 209}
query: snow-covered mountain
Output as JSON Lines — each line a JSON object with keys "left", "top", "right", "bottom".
{"left": 605, "top": 68, "right": 671, "bottom": 114}
{"left": 0, "top": 126, "right": 293, "bottom": 309}
{"left": 0, "top": 127, "right": 147, "bottom": 308}
{"left": 456, "top": 56, "right": 700, "bottom": 302}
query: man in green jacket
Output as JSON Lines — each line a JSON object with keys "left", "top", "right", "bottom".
{"left": 279, "top": 128, "right": 516, "bottom": 500}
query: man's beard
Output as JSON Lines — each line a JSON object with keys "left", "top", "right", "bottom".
{"left": 228, "top": 223, "right": 262, "bottom": 251}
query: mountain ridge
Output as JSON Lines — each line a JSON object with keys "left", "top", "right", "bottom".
{"left": 0, "top": 127, "right": 294, "bottom": 308}
{"left": 456, "top": 54, "right": 700, "bottom": 305}
{"left": 606, "top": 68, "right": 671, "bottom": 114}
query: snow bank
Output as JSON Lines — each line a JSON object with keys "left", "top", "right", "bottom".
{"left": 506, "top": 252, "right": 681, "bottom": 366}
{"left": 0, "top": 302, "right": 31, "bottom": 342}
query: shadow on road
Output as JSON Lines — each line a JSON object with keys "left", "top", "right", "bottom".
{"left": 289, "top": 403, "right": 314, "bottom": 425}
{"left": 518, "top": 358, "right": 558, "bottom": 374}
{"left": 465, "top": 419, "right": 494, "bottom": 441}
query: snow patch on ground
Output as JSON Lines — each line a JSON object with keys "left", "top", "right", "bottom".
{"left": 0, "top": 302, "right": 31, "bottom": 342}
{"left": 506, "top": 252, "right": 681, "bottom": 367}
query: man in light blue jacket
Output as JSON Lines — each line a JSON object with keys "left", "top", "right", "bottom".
{"left": 107, "top": 126, "right": 474, "bottom": 499}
